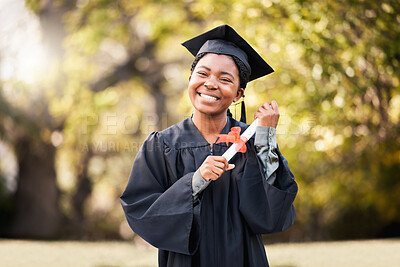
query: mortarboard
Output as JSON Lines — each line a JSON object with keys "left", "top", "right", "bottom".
{"left": 181, "top": 24, "right": 274, "bottom": 82}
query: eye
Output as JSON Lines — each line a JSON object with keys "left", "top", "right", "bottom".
{"left": 197, "top": 71, "right": 207, "bottom": 77}
{"left": 221, "top": 78, "right": 232, "bottom": 83}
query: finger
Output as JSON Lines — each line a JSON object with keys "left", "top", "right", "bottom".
{"left": 255, "top": 105, "right": 271, "bottom": 118}
{"left": 254, "top": 110, "right": 266, "bottom": 120}
{"left": 210, "top": 168, "right": 223, "bottom": 180}
{"left": 261, "top": 103, "right": 271, "bottom": 110}
{"left": 226, "top": 164, "right": 235, "bottom": 171}
{"left": 208, "top": 171, "right": 219, "bottom": 181}
{"left": 200, "top": 168, "right": 216, "bottom": 181}
{"left": 209, "top": 161, "right": 225, "bottom": 172}
{"left": 205, "top": 156, "right": 225, "bottom": 168}
{"left": 213, "top": 156, "right": 230, "bottom": 169}
{"left": 255, "top": 106, "right": 269, "bottom": 118}
{"left": 211, "top": 160, "right": 226, "bottom": 170}
{"left": 211, "top": 168, "right": 221, "bottom": 176}
{"left": 213, "top": 156, "right": 228, "bottom": 162}
{"left": 269, "top": 101, "right": 279, "bottom": 112}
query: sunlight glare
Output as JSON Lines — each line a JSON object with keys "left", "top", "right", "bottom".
{"left": 0, "top": 0, "right": 49, "bottom": 85}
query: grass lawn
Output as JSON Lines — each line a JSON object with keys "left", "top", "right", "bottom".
{"left": 0, "top": 238, "right": 399, "bottom": 266}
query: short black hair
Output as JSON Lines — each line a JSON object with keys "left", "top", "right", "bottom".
{"left": 190, "top": 52, "right": 250, "bottom": 89}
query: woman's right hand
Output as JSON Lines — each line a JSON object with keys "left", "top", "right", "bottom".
{"left": 199, "top": 156, "right": 235, "bottom": 181}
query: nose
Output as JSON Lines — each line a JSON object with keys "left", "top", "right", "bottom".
{"left": 204, "top": 76, "right": 218, "bottom": 89}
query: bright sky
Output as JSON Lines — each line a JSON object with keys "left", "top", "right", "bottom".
{"left": 0, "top": 0, "right": 47, "bottom": 84}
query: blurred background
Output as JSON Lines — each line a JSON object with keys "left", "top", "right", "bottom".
{"left": 0, "top": 0, "right": 399, "bottom": 243}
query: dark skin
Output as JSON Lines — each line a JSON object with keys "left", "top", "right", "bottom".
{"left": 188, "top": 53, "right": 280, "bottom": 181}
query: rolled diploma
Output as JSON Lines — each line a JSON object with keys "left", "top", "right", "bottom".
{"left": 222, "top": 118, "right": 259, "bottom": 162}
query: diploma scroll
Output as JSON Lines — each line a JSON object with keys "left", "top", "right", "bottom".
{"left": 222, "top": 118, "right": 259, "bottom": 162}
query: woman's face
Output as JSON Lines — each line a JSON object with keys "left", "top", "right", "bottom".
{"left": 188, "top": 53, "right": 244, "bottom": 117}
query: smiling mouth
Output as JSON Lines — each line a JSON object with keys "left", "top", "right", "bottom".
{"left": 199, "top": 93, "right": 220, "bottom": 101}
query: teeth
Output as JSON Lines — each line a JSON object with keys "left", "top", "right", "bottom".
{"left": 200, "top": 94, "right": 218, "bottom": 101}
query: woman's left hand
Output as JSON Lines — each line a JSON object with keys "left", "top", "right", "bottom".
{"left": 254, "top": 101, "right": 280, "bottom": 128}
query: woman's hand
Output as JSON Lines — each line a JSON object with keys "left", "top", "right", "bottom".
{"left": 254, "top": 101, "right": 280, "bottom": 128}
{"left": 199, "top": 156, "right": 235, "bottom": 181}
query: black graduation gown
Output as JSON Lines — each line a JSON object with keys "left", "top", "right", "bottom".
{"left": 120, "top": 117, "right": 298, "bottom": 267}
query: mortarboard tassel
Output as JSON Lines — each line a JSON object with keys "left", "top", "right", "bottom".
{"left": 240, "top": 97, "right": 246, "bottom": 123}
{"left": 227, "top": 108, "right": 233, "bottom": 118}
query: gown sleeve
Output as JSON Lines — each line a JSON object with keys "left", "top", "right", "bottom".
{"left": 120, "top": 132, "right": 200, "bottom": 255}
{"left": 237, "top": 140, "right": 298, "bottom": 235}
{"left": 254, "top": 126, "right": 279, "bottom": 184}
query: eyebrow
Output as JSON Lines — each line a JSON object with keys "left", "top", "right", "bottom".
{"left": 197, "top": 65, "right": 235, "bottom": 79}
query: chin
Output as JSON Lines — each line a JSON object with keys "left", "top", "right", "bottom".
{"left": 195, "top": 107, "right": 227, "bottom": 117}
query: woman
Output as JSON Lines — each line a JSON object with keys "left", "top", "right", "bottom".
{"left": 121, "top": 25, "right": 298, "bottom": 267}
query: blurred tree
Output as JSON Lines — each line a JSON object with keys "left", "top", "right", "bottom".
{"left": 0, "top": 0, "right": 77, "bottom": 238}
{"left": 3, "top": 0, "right": 204, "bottom": 238}
{"left": 0, "top": 0, "right": 398, "bottom": 241}
{"left": 271, "top": 0, "right": 400, "bottom": 240}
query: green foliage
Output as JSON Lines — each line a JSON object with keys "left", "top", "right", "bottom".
{"left": 25, "top": 0, "right": 42, "bottom": 13}
{"left": 1, "top": 0, "right": 398, "bottom": 240}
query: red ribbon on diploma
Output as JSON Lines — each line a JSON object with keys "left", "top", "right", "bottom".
{"left": 216, "top": 127, "right": 248, "bottom": 153}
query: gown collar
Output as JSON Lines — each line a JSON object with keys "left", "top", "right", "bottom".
{"left": 188, "top": 115, "right": 233, "bottom": 145}
{"left": 160, "top": 116, "right": 244, "bottom": 149}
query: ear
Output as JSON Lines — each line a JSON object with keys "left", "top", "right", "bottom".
{"left": 234, "top": 88, "right": 244, "bottom": 102}
{"left": 189, "top": 75, "right": 192, "bottom": 82}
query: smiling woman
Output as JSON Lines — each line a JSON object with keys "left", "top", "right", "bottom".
{"left": 121, "top": 25, "right": 297, "bottom": 267}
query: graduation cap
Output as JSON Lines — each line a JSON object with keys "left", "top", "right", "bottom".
{"left": 182, "top": 25, "right": 274, "bottom": 123}
{"left": 181, "top": 24, "right": 274, "bottom": 82}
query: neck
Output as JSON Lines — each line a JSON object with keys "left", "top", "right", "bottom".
{"left": 192, "top": 110, "right": 227, "bottom": 142}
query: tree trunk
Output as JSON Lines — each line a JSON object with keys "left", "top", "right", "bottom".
{"left": 11, "top": 136, "right": 60, "bottom": 238}
{"left": 70, "top": 149, "right": 92, "bottom": 237}
{"left": 7, "top": 0, "right": 77, "bottom": 239}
